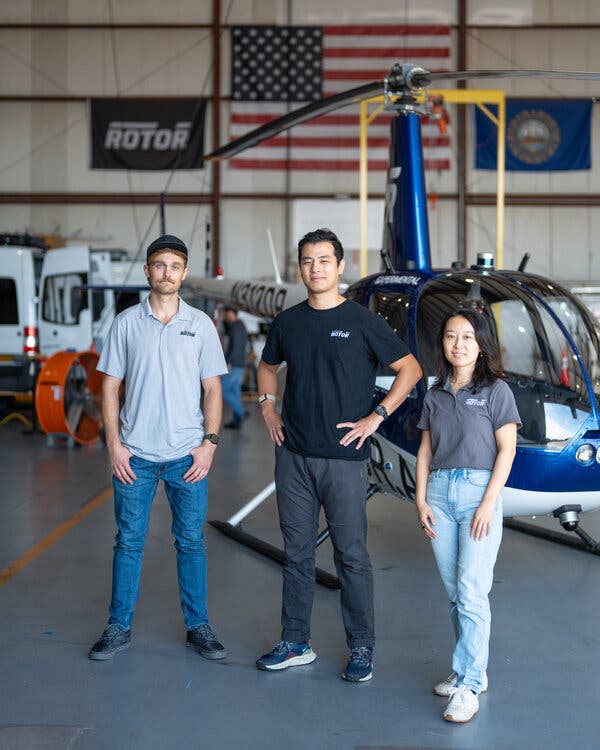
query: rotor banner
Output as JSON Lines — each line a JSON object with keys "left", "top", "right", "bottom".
{"left": 475, "top": 99, "right": 593, "bottom": 171}
{"left": 229, "top": 25, "right": 452, "bottom": 172}
{"left": 90, "top": 99, "right": 206, "bottom": 170}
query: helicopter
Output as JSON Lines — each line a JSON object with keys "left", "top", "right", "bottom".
{"left": 195, "top": 63, "right": 600, "bottom": 551}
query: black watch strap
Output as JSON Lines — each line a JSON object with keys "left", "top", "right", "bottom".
{"left": 374, "top": 404, "right": 389, "bottom": 420}
{"left": 202, "top": 433, "right": 219, "bottom": 445}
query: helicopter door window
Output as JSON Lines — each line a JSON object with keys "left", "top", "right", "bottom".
{"left": 368, "top": 291, "right": 415, "bottom": 395}
{"left": 490, "top": 298, "right": 591, "bottom": 450}
{"left": 543, "top": 296, "right": 600, "bottom": 398}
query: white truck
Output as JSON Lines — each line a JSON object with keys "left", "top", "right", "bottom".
{"left": 0, "top": 235, "right": 147, "bottom": 398}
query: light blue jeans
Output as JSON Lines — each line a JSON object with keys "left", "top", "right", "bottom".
{"left": 221, "top": 366, "right": 245, "bottom": 421}
{"left": 427, "top": 468, "right": 503, "bottom": 694}
{"left": 108, "top": 454, "right": 209, "bottom": 631}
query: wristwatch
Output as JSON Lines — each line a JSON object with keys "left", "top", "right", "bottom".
{"left": 258, "top": 393, "right": 276, "bottom": 404}
{"left": 374, "top": 404, "right": 389, "bottom": 420}
{"left": 202, "top": 433, "right": 220, "bottom": 445}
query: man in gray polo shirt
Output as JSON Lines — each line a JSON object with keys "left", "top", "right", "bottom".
{"left": 89, "top": 234, "right": 228, "bottom": 661}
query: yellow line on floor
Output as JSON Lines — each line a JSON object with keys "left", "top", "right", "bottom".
{"left": 0, "top": 486, "right": 113, "bottom": 587}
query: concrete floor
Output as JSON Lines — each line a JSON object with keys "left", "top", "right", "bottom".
{"left": 1, "top": 407, "right": 600, "bottom": 750}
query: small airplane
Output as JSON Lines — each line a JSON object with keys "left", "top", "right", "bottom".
{"left": 196, "top": 63, "right": 600, "bottom": 550}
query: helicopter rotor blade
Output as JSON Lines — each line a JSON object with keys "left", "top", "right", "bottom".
{"left": 206, "top": 81, "right": 383, "bottom": 161}
{"left": 206, "top": 64, "right": 600, "bottom": 162}
{"left": 426, "top": 69, "right": 600, "bottom": 85}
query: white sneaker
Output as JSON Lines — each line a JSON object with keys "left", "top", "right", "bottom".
{"left": 433, "top": 671, "right": 488, "bottom": 697}
{"left": 443, "top": 685, "right": 479, "bottom": 723}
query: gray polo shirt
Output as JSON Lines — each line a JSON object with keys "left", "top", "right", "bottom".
{"left": 97, "top": 296, "right": 227, "bottom": 462}
{"left": 417, "top": 377, "right": 521, "bottom": 471}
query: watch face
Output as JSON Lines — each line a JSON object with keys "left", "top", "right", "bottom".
{"left": 204, "top": 433, "right": 219, "bottom": 445}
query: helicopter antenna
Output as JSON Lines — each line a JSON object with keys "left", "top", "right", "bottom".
{"left": 380, "top": 249, "right": 395, "bottom": 274}
{"left": 266, "top": 228, "right": 283, "bottom": 285}
{"left": 518, "top": 252, "right": 531, "bottom": 272}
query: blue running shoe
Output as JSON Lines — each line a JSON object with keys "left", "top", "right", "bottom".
{"left": 342, "top": 646, "right": 373, "bottom": 682}
{"left": 256, "top": 640, "right": 316, "bottom": 671}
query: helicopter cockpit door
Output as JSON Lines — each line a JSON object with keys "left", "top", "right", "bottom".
{"left": 38, "top": 245, "right": 92, "bottom": 357}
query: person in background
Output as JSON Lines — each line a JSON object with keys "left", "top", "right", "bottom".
{"left": 89, "top": 234, "right": 228, "bottom": 662}
{"left": 415, "top": 309, "right": 520, "bottom": 723}
{"left": 220, "top": 306, "right": 249, "bottom": 430}
{"left": 256, "top": 228, "right": 422, "bottom": 682}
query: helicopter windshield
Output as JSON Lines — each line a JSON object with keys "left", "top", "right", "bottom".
{"left": 416, "top": 273, "right": 600, "bottom": 451}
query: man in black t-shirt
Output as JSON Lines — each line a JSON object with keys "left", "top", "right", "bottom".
{"left": 256, "top": 228, "right": 422, "bottom": 682}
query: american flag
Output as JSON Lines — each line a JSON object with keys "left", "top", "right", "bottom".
{"left": 229, "top": 25, "right": 451, "bottom": 172}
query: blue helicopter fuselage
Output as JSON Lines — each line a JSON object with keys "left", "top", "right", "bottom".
{"left": 345, "top": 268, "right": 600, "bottom": 516}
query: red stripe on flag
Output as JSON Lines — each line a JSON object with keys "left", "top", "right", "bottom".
{"left": 323, "top": 25, "right": 451, "bottom": 35}
{"left": 324, "top": 47, "right": 450, "bottom": 58}
{"left": 230, "top": 158, "right": 388, "bottom": 170}
{"left": 231, "top": 113, "right": 396, "bottom": 126}
{"left": 230, "top": 158, "right": 450, "bottom": 171}
{"left": 229, "top": 135, "right": 449, "bottom": 148}
{"left": 239, "top": 136, "right": 391, "bottom": 148}
{"left": 324, "top": 69, "right": 398, "bottom": 80}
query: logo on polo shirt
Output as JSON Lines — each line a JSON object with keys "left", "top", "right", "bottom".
{"left": 465, "top": 398, "right": 487, "bottom": 407}
{"left": 330, "top": 330, "right": 350, "bottom": 338}
{"left": 180, "top": 330, "right": 196, "bottom": 337}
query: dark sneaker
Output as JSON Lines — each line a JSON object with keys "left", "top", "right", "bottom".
{"left": 186, "top": 624, "right": 227, "bottom": 660}
{"left": 342, "top": 646, "right": 373, "bottom": 682}
{"left": 256, "top": 640, "right": 316, "bottom": 671}
{"left": 224, "top": 420, "right": 241, "bottom": 429}
{"left": 88, "top": 623, "right": 131, "bottom": 661}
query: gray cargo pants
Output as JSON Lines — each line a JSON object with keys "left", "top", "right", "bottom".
{"left": 275, "top": 444, "right": 374, "bottom": 649}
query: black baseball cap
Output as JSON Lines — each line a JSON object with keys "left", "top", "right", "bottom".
{"left": 146, "top": 234, "right": 188, "bottom": 262}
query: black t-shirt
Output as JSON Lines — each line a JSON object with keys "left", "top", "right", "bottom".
{"left": 261, "top": 299, "right": 410, "bottom": 461}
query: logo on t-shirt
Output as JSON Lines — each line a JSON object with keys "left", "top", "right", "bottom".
{"left": 180, "top": 330, "right": 196, "bottom": 337}
{"left": 465, "top": 398, "right": 487, "bottom": 407}
{"left": 330, "top": 330, "right": 350, "bottom": 338}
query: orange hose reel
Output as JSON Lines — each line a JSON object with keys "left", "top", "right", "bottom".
{"left": 35, "top": 350, "right": 102, "bottom": 444}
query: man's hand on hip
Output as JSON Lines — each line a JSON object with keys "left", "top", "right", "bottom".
{"left": 337, "top": 413, "right": 384, "bottom": 450}
{"left": 109, "top": 441, "right": 137, "bottom": 485}
{"left": 185, "top": 444, "right": 216, "bottom": 482}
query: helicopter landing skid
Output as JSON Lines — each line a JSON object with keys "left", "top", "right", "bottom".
{"left": 209, "top": 483, "right": 381, "bottom": 589}
{"left": 504, "top": 505, "right": 600, "bottom": 555}
{"left": 209, "top": 478, "right": 340, "bottom": 588}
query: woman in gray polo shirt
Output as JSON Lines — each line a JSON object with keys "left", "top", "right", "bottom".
{"left": 416, "top": 309, "right": 520, "bottom": 724}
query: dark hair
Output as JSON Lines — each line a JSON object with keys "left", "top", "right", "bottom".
{"left": 222, "top": 306, "right": 238, "bottom": 315}
{"left": 297, "top": 228, "right": 344, "bottom": 265}
{"left": 432, "top": 309, "right": 504, "bottom": 392}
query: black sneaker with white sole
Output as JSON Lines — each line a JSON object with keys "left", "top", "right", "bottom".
{"left": 186, "top": 624, "right": 227, "bottom": 660}
{"left": 89, "top": 623, "right": 131, "bottom": 661}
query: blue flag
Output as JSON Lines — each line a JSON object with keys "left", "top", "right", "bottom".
{"left": 475, "top": 99, "right": 592, "bottom": 171}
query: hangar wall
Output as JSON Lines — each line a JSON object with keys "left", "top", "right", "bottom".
{"left": 1, "top": 1, "right": 600, "bottom": 283}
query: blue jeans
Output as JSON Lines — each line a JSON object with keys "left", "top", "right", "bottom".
{"left": 427, "top": 468, "right": 503, "bottom": 694}
{"left": 221, "top": 366, "right": 245, "bottom": 420}
{"left": 108, "top": 454, "right": 209, "bottom": 631}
